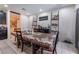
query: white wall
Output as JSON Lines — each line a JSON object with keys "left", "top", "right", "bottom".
{"left": 20, "top": 15, "right": 34, "bottom": 31}
{"left": 37, "top": 12, "right": 51, "bottom": 27}
{"left": 20, "top": 15, "right": 29, "bottom": 31}
{"left": 59, "top": 6, "right": 76, "bottom": 44}
{"left": 75, "top": 4, "right": 79, "bottom": 10}
{"left": 28, "top": 16, "right": 34, "bottom": 30}
{"left": 7, "top": 10, "right": 10, "bottom": 40}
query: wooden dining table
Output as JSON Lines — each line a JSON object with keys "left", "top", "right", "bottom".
{"left": 22, "top": 32, "right": 56, "bottom": 54}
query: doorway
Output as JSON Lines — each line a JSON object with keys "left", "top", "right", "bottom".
{"left": 10, "top": 11, "right": 20, "bottom": 42}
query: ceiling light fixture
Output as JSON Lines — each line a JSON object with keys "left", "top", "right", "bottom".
{"left": 40, "top": 9, "right": 43, "bottom": 12}
{"left": 21, "top": 8, "right": 26, "bottom": 11}
{"left": 4, "top": 4, "right": 8, "bottom": 7}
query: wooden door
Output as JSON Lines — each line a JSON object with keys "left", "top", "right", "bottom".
{"left": 10, "top": 12, "right": 20, "bottom": 34}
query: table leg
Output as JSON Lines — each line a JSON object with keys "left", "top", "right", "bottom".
{"left": 21, "top": 42, "right": 24, "bottom": 52}
{"left": 32, "top": 44, "right": 37, "bottom": 54}
{"left": 15, "top": 35, "right": 16, "bottom": 41}
{"left": 40, "top": 47, "right": 43, "bottom": 54}
{"left": 32, "top": 44, "right": 40, "bottom": 54}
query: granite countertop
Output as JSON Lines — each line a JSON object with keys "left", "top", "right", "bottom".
{"left": 22, "top": 32, "right": 57, "bottom": 48}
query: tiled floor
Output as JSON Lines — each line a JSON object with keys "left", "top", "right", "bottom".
{"left": 56, "top": 41, "right": 78, "bottom": 54}
{"left": 0, "top": 39, "right": 17, "bottom": 54}
{"left": 0, "top": 39, "right": 34, "bottom": 54}
{"left": 0, "top": 35, "right": 78, "bottom": 54}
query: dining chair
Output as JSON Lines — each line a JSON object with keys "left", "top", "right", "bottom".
{"left": 31, "top": 38, "right": 41, "bottom": 54}
{"left": 52, "top": 31, "right": 59, "bottom": 54}
{"left": 39, "top": 32, "right": 59, "bottom": 54}
{"left": 16, "top": 30, "right": 27, "bottom": 52}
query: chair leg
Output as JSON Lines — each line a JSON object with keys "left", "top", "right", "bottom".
{"left": 17, "top": 40, "right": 20, "bottom": 48}
{"left": 21, "top": 42, "right": 24, "bottom": 52}
{"left": 32, "top": 44, "right": 38, "bottom": 54}
{"left": 55, "top": 49, "right": 57, "bottom": 54}
{"left": 52, "top": 49, "right": 54, "bottom": 54}
{"left": 32, "top": 44, "right": 36, "bottom": 54}
{"left": 15, "top": 35, "right": 16, "bottom": 41}
{"left": 40, "top": 47, "right": 43, "bottom": 54}
{"left": 52, "top": 49, "right": 57, "bottom": 54}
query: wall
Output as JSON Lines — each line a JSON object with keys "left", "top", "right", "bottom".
{"left": 75, "top": 4, "right": 79, "bottom": 48}
{"left": 28, "top": 16, "right": 33, "bottom": 31}
{"left": 59, "top": 6, "right": 76, "bottom": 44}
{"left": 75, "top": 4, "right": 79, "bottom": 10}
{"left": 7, "top": 10, "right": 10, "bottom": 40}
{"left": 20, "top": 15, "right": 34, "bottom": 31}
{"left": 37, "top": 12, "right": 51, "bottom": 27}
{"left": 20, "top": 15, "right": 29, "bottom": 31}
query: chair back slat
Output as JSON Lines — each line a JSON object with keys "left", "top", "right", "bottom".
{"left": 52, "top": 31, "right": 59, "bottom": 54}
{"left": 16, "top": 31, "right": 23, "bottom": 42}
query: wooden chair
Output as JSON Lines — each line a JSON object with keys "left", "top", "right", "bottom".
{"left": 16, "top": 30, "right": 26, "bottom": 52}
{"left": 14, "top": 28, "right": 21, "bottom": 41}
{"left": 52, "top": 31, "right": 59, "bottom": 54}
{"left": 39, "top": 31, "right": 59, "bottom": 54}
{"left": 31, "top": 40, "right": 42, "bottom": 54}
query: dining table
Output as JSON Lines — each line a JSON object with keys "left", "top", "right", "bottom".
{"left": 22, "top": 32, "right": 56, "bottom": 54}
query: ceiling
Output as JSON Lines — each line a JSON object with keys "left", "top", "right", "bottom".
{"left": 0, "top": 4, "right": 74, "bottom": 15}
